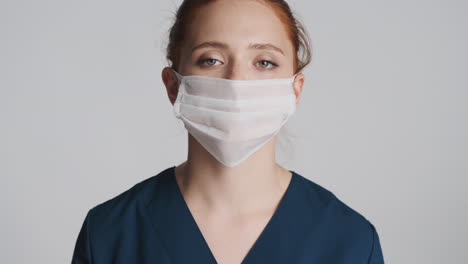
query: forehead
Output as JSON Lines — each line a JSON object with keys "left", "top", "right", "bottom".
{"left": 184, "top": 0, "right": 293, "bottom": 56}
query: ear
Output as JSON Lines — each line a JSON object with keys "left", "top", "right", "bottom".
{"left": 162, "top": 67, "right": 180, "bottom": 105}
{"left": 292, "top": 72, "right": 305, "bottom": 105}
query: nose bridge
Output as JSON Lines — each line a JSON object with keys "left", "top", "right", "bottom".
{"left": 224, "top": 56, "right": 251, "bottom": 80}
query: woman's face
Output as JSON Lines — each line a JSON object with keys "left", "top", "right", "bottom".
{"left": 163, "top": 0, "right": 304, "bottom": 104}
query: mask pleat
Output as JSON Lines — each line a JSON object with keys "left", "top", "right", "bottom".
{"left": 171, "top": 70, "right": 298, "bottom": 167}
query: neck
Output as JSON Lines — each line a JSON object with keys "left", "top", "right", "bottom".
{"left": 174, "top": 134, "right": 292, "bottom": 215}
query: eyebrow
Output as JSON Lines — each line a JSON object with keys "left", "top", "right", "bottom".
{"left": 191, "top": 41, "right": 285, "bottom": 56}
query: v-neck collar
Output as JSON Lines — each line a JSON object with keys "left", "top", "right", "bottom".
{"left": 145, "top": 166, "right": 301, "bottom": 264}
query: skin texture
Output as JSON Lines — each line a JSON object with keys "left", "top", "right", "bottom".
{"left": 161, "top": 1, "right": 305, "bottom": 263}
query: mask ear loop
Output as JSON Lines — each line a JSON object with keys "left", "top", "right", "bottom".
{"left": 171, "top": 69, "right": 185, "bottom": 118}
{"left": 288, "top": 72, "right": 301, "bottom": 114}
{"left": 291, "top": 72, "right": 301, "bottom": 81}
{"left": 171, "top": 69, "right": 183, "bottom": 85}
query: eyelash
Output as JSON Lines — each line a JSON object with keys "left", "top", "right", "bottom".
{"left": 197, "top": 58, "right": 278, "bottom": 69}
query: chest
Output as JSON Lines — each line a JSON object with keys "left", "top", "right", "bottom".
{"left": 193, "top": 208, "right": 277, "bottom": 264}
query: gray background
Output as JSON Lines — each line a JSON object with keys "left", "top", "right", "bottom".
{"left": 1, "top": 0, "right": 467, "bottom": 263}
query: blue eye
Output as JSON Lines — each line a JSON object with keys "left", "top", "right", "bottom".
{"left": 197, "top": 58, "right": 278, "bottom": 69}
{"left": 257, "top": 60, "right": 278, "bottom": 69}
{"left": 198, "top": 58, "right": 222, "bottom": 66}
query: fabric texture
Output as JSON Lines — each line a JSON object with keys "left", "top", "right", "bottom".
{"left": 172, "top": 70, "right": 297, "bottom": 168}
{"left": 71, "top": 166, "right": 384, "bottom": 263}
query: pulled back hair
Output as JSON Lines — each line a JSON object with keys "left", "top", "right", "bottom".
{"left": 165, "top": 0, "right": 312, "bottom": 74}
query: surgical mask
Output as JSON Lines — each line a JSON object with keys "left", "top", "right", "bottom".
{"left": 172, "top": 70, "right": 298, "bottom": 167}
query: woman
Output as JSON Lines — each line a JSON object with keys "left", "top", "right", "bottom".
{"left": 72, "top": 0, "right": 384, "bottom": 263}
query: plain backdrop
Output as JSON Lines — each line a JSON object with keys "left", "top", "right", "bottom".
{"left": 1, "top": 0, "right": 467, "bottom": 263}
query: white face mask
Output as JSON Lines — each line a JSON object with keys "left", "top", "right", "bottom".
{"left": 172, "top": 69, "right": 298, "bottom": 168}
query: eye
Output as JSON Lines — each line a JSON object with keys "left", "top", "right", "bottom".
{"left": 198, "top": 58, "right": 222, "bottom": 67}
{"left": 257, "top": 60, "right": 278, "bottom": 69}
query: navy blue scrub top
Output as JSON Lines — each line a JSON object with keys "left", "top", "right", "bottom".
{"left": 72, "top": 166, "right": 384, "bottom": 263}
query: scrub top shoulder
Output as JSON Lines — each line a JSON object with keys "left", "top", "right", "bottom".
{"left": 71, "top": 166, "right": 384, "bottom": 264}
